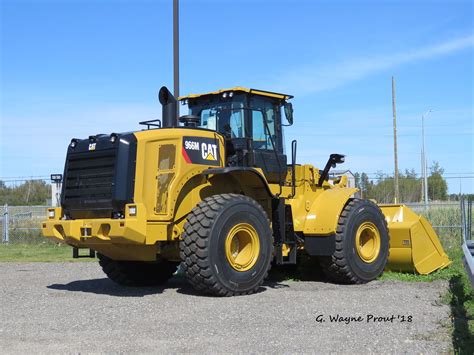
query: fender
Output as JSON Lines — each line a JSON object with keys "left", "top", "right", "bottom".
{"left": 202, "top": 167, "right": 275, "bottom": 198}
{"left": 303, "top": 187, "right": 358, "bottom": 235}
{"left": 170, "top": 167, "right": 273, "bottom": 240}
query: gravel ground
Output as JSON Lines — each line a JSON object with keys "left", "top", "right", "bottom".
{"left": 0, "top": 263, "right": 451, "bottom": 353}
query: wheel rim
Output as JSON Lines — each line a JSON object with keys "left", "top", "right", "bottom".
{"left": 355, "top": 222, "right": 381, "bottom": 263}
{"left": 225, "top": 223, "right": 260, "bottom": 272}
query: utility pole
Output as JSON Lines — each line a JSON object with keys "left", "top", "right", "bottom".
{"left": 173, "top": 0, "right": 179, "bottom": 100}
{"left": 391, "top": 76, "right": 400, "bottom": 204}
{"left": 421, "top": 109, "right": 432, "bottom": 210}
{"left": 420, "top": 149, "right": 424, "bottom": 203}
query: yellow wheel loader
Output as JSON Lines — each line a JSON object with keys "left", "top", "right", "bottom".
{"left": 42, "top": 86, "right": 451, "bottom": 296}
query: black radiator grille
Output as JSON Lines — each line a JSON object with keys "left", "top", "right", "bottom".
{"left": 63, "top": 149, "right": 116, "bottom": 208}
{"left": 61, "top": 132, "right": 137, "bottom": 219}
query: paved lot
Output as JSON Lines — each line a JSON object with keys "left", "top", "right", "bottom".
{"left": 0, "top": 263, "right": 451, "bottom": 353}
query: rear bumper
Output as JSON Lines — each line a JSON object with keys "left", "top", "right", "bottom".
{"left": 41, "top": 205, "right": 148, "bottom": 246}
{"left": 41, "top": 204, "right": 173, "bottom": 261}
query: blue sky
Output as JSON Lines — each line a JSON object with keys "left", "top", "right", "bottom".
{"left": 1, "top": 0, "right": 473, "bottom": 193}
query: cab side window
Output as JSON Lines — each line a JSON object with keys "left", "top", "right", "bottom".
{"left": 251, "top": 110, "right": 276, "bottom": 150}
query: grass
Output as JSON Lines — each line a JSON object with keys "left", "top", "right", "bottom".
{"left": 0, "top": 243, "right": 95, "bottom": 262}
{"left": 380, "top": 250, "right": 463, "bottom": 283}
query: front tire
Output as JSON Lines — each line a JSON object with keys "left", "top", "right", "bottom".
{"left": 180, "top": 194, "right": 273, "bottom": 296}
{"left": 319, "top": 199, "right": 389, "bottom": 284}
{"left": 98, "top": 254, "right": 178, "bottom": 287}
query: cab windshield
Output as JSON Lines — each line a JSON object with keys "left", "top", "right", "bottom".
{"left": 189, "top": 98, "right": 246, "bottom": 138}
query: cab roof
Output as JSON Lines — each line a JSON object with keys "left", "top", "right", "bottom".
{"left": 178, "top": 87, "right": 293, "bottom": 101}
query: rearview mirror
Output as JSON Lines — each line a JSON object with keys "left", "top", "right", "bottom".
{"left": 284, "top": 102, "right": 294, "bottom": 125}
{"left": 318, "top": 153, "right": 346, "bottom": 187}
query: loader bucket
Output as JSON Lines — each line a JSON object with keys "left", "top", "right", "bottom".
{"left": 380, "top": 204, "right": 451, "bottom": 274}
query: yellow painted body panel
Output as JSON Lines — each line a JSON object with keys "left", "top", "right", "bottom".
{"left": 299, "top": 187, "right": 358, "bottom": 235}
{"left": 179, "top": 87, "right": 293, "bottom": 100}
{"left": 132, "top": 128, "right": 225, "bottom": 223}
{"left": 381, "top": 205, "right": 451, "bottom": 274}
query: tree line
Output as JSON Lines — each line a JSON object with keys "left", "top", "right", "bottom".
{"left": 0, "top": 180, "right": 51, "bottom": 206}
{"left": 0, "top": 162, "right": 462, "bottom": 206}
{"left": 354, "top": 161, "right": 450, "bottom": 203}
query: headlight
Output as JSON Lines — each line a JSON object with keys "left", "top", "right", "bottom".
{"left": 128, "top": 206, "right": 137, "bottom": 216}
{"left": 48, "top": 209, "right": 55, "bottom": 219}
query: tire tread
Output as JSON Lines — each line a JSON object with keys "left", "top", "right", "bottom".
{"left": 319, "top": 198, "right": 390, "bottom": 284}
{"left": 180, "top": 193, "right": 272, "bottom": 296}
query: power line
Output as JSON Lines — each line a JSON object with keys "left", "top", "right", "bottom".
{"left": 362, "top": 170, "right": 474, "bottom": 175}
{"left": 0, "top": 175, "right": 50, "bottom": 179}
{"left": 2, "top": 171, "right": 474, "bottom": 180}
{"left": 365, "top": 176, "right": 474, "bottom": 180}
{"left": 2, "top": 175, "right": 474, "bottom": 183}
{"left": 1, "top": 179, "right": 50, "bottom": 183}
{"left": 291, "top": 132, "right": 473, "bottom": 137}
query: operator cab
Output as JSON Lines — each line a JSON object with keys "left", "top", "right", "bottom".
{"left": 179, "top": 87, "right": 294, "bottom": 183}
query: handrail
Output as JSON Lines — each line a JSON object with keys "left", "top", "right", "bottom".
{"left": 139, "top": 119, "right": 162, "bottom": 130}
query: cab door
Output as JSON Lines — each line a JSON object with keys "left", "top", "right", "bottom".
{"left": 250, "top": 108, "right": 287, "bottom": 183}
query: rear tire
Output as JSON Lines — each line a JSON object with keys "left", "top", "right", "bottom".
{"left": 180, "top": 194, "right": 273, "bottom": 296}
{"left": 98, "top": 254, "right": 178, "bottom": 287}
{"left": 319, "top": 199, "right": 389, "bottom": 284}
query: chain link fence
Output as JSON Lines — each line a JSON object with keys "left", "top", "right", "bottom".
{"left": 406, "top": 201, "right": 464, "bottom": 242}
{"left": 0, "top": 200, "right": 472, "bottom": 246}
{"left": 1, "top": 205, "right": 8, "bottom": 243}
{"left": 1, "top": 205, "right": 49, "bottom": 244}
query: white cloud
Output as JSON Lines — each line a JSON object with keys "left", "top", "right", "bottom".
{"left": 272, "top": 34, "right": 474, "bottom": 96}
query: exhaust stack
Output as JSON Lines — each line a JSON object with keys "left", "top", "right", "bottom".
{"left": 159, "top": 86, "right": 178, "bottom": 128}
